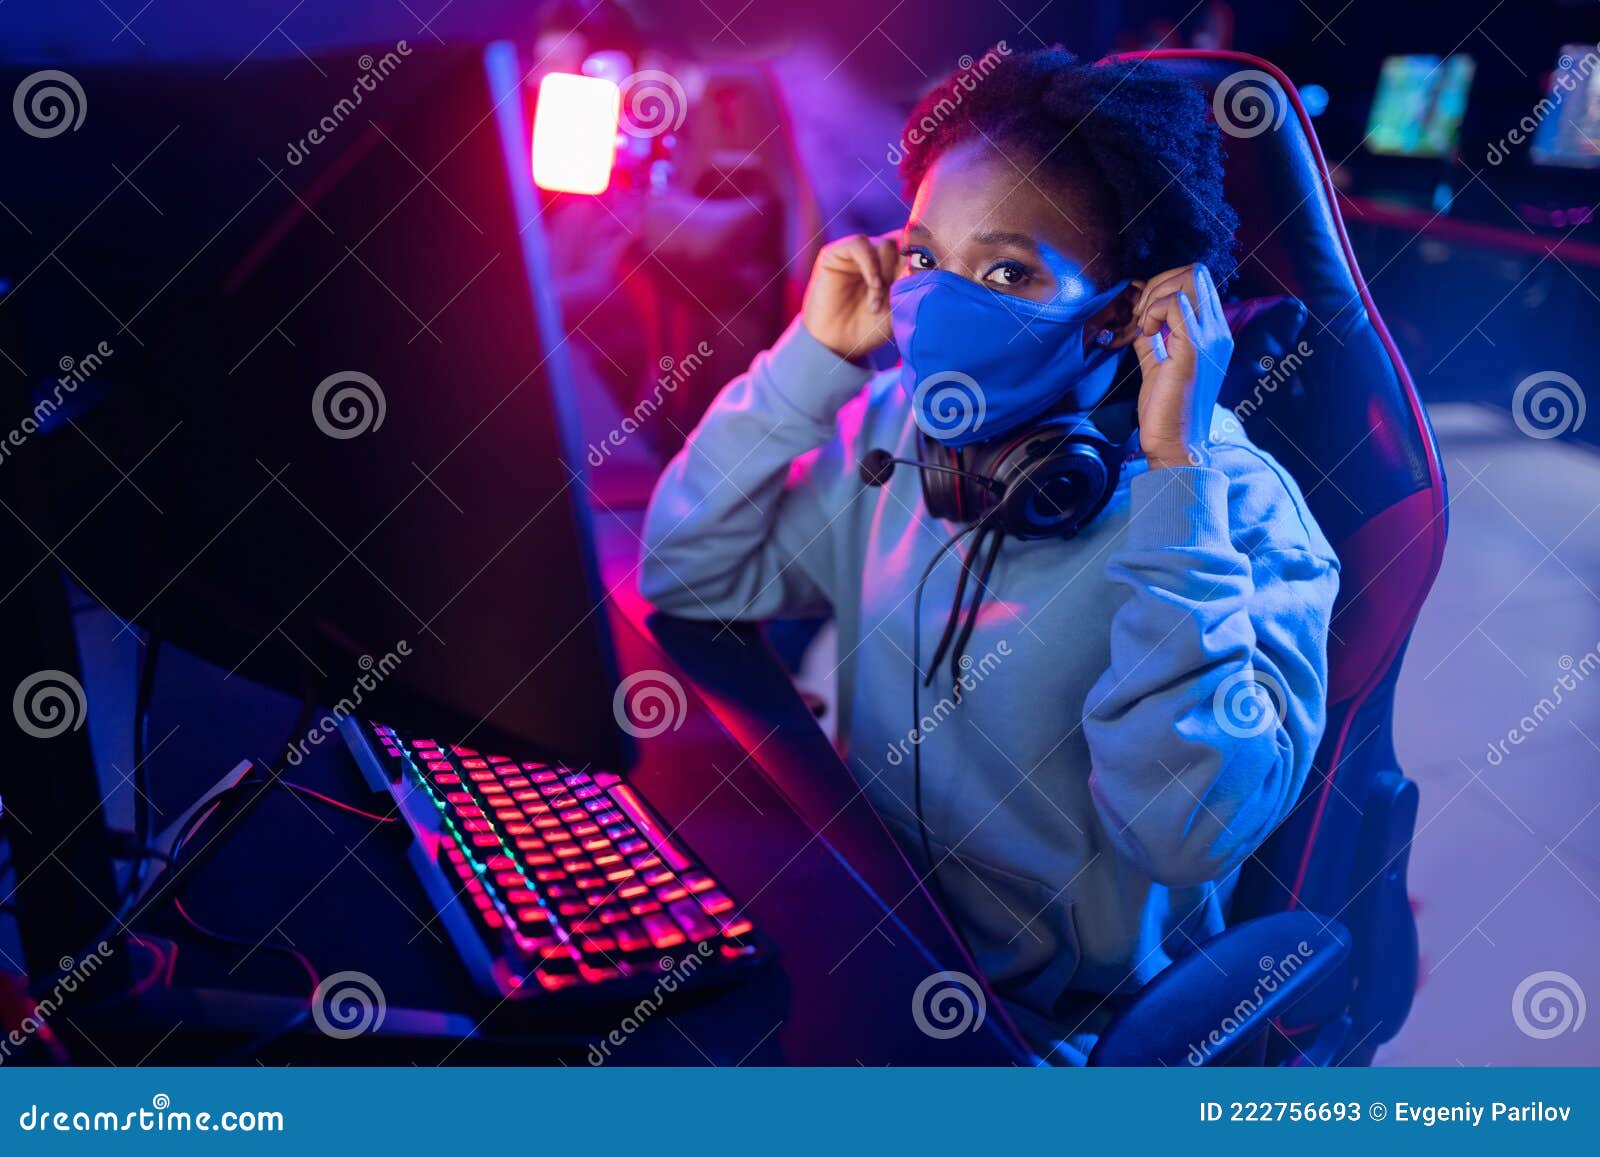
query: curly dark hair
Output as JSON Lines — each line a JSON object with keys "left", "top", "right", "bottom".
{"left": 898, "top": 48, "right": 1239, "bottom": 290}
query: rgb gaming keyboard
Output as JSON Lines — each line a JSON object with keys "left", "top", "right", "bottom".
{"left": 341, "top": 718, "right": 768, "bottom": 1001}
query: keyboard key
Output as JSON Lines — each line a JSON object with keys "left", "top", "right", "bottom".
{"left": 668, "top": 899, "right": 718, "bottom": 942}
{"left": 613, "top": 922, "right": 651, "bottom": 954}
{"left": 640, "top": 913, "right": 686, "bottom": 950}
{"left": 682, "top": 871, "right": 715, "bottom": 894}
{"left": 697, "top": 890, "right": 735, "bottom": 916}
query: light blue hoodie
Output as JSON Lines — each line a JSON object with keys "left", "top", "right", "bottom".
{"left": 639, "top": 318, "right": 1339, "bottom": 1061}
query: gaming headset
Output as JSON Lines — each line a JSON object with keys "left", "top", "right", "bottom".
{"left": 860, "top": 403, "right": 1133, "bottom": 540}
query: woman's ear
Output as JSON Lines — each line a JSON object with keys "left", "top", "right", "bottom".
{"left": 1084, "top": 281, "right": 1145, "bottom": 351}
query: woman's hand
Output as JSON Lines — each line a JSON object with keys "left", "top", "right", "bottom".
{"left": 801, "top": 232, "right": 902, "bottom": 362}
{"left": 1130, "top": 263, "right": 1234, "bottom": 470}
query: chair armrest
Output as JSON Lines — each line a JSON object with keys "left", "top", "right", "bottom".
{"left": 1088, "top": 911, "right": 1350, "bottom": 1066}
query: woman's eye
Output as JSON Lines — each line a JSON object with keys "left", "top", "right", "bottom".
{"left": 902, "top": 249, "right": 935, "bottom": 271}
{"left": 983, "top": 262, "right": 1032, "bottom": 288}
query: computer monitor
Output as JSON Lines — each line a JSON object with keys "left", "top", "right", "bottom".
{"left": 1365, "top": 54, "right": 1476, "bottom": 158}
{"left": 1531, "top": 45, "right": 1600, "bottom": 169}
{"left": 0, "top": 43, "right": 629, "bottom": 773}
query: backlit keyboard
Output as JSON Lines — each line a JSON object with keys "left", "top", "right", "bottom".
{"left": 341, "top": 718, "right": 768, "bottom": 1001}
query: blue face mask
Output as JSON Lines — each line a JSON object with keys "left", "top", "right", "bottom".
{"left": 891, "top": 269, "right": 1131, "bottom": 448}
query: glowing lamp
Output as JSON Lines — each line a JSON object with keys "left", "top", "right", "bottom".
{"left": 532, "top": 72, "right": 621, "bottom": 194}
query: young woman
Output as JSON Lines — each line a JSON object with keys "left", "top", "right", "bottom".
{"left": 639, "top": 48, "right": 1339, "bottom": 1062}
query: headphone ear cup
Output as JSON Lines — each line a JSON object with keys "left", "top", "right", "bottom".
{"left": 990, "top": 424, "right": 1122, "bottom": 540}
{"left": 917, "top": 430, "right": 961, "bottom": 521}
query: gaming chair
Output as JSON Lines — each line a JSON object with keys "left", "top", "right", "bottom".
{"left": 1085, "top": 51, "right": 1449, "bottom": 1066}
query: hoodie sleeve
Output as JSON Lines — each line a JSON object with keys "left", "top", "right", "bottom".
{"left": 1082, "top": 462, "right": 1340, "bottom": 888}
{"left": 639, "top": 318, "right": 874, "bottom": 620}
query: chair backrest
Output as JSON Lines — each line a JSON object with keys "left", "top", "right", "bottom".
{"left": 1105, "top": 51, "right": 1448, "bottom": 924}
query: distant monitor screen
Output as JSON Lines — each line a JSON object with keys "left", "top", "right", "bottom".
{"left": 1530, "top": 45, "right": 1600, "bottom": 168}
{"left": 1366, "top": 54, "right": 1476, "bottom": 157}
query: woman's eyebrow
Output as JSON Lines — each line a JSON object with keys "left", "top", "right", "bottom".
{"left": 970, "top": 229, "right": 1042, "bottom": 253}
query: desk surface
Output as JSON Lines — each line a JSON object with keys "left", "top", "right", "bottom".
{"left": 77, "top": 555, "right": 1027, "bottom": 1066}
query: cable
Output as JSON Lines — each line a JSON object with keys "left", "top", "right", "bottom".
{"left": 127, "top": 635, "right": 161, "bottom": 900}
{"left": 909, "top": 521, "right": 987, "bottom": 959}
{"left": 275, "top": 781, "right": 397, "bottom": 824}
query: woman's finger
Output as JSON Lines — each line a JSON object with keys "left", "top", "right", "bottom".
{"left": 1139, "top": 290, "right": 1196, "bottom": 340}
{"left": 1134, "top": 264, "right": 1196, "bottom": 320}
{"left": 872, "top": 233, "right": 903, "bottom": 288}
{"left": 841, "top": 234, "right": 888, "bottom": 311}
{"left": 1194, "top": 263, "right": 1227, "bottom": 333}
